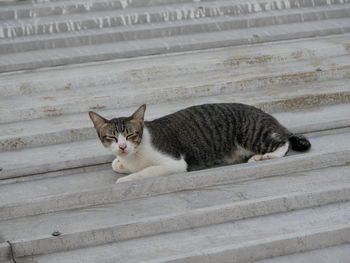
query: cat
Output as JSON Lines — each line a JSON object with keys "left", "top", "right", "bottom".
{"left": 89, "top": 103, "right": 311, "bottom": 183}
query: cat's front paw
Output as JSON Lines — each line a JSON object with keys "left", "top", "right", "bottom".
{"left": 112, "top": 158, "right": 130, "bottom": 174}
{"left": 116, "top": 175, "right": 135, "bottom": 183}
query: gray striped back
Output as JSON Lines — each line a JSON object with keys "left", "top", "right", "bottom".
{"left": 146, "top": 103, "right": 292, "bottom": 171}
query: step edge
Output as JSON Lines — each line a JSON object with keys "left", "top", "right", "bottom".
{"left": 1, "top": 148, "right": 350, "bottom": 220}
{"left": 146, "top": 223, "right": 350, "bottom": 263}
{"left": 8, "top": 186, "right": 350, "bottom": 257}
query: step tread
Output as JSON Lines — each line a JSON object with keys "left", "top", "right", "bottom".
{"left": 1, "top": 60, "right": 349, "bottom": 123}
{"left": 0, "top": 163, "right": 349, "bottom": 242}
{"left": 3, "top": 0, "right": 347, "bottom": 26}
{"left": 1, "top": 17, "right": 350, "bottom": 72}
{"left": 0, "top": 0, "right": 200, "bottom": 14}
{"left": 1, "top": 0, "right": 346, "bottom": 13}
{"left": 8, "top": 202, "right": 350, "bottom": 261}
{"left": 1, "top": 81, "right": 350, "bottom": 151}
{"left": 0, "top": 137, "right": 112, "bottom": 179}
{"left": 256, "top": 243, "right": 350, "bottom": 263}
{"left": 0, "top": 0, "right": 229, "bottom": 27}
{"left": 1, "top": 128, "right": 350, "bottom": 222}
{"left": 1, "top": 33, "right": 349, "bottom": 97}
{"left": 1, "top": 54, "right": 349, "bottom": 107}
{"left": 2, "top": 2, "right": 348, "bottom": 41}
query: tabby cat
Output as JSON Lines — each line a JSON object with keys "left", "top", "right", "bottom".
{"left": 89, "top": 103, "right": 311, "bottom": 183}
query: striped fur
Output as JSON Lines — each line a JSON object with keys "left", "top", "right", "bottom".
{"left": 89, "top": 103, "right": 311, "bottom": 181}
{"left": 145, "top": 103, "right": 310, "bottom": 171}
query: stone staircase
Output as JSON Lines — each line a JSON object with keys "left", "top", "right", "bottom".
{"left": 1, "top": 0, "right": 350, "bottom": 72}
{"left": 1, "top": 0, "right": 350, "bottom": 262}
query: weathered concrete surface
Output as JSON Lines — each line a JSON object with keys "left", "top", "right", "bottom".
{"left": 1, "top": 80, "right": 350, "bottom": 150}
{"left": 1, "top": 0, "right": 350, "bottom": 262}
{"left": 1, "top": 130, "right": 350, "bottom": 220}
{"left": 0, "top": 164, "right": 350, "bottom": 257}
{"left": 14, "top": 210, "right": 350, "bottom": 262}
{"left": 1, "top": 54, "right": 350, "bottom": 124}
{"left": 2, "top": 0, "right": 349, "bottom": 39}
{"left": 1, "top": 33, "right": 349, "bottom": 97}
{"left": 1, "top": 0, "right": 350, "bottom": 72}
{"left": 256, "top": 244, "right": 350, "bottom": 263}
{"left": 1, "top": 17, "right": 350, "bottom": 72}
{"left": 2, "top": 4, "right": 350, "bottom": 53}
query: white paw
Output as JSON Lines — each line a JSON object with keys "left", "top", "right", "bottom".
{"left": 248, "top": 154, "right": 263, "bottom": 163}
{"left": 112, "top": 158, "right": 130, "bottom": 174}
{"left": 116, "top": 175, "right": 135, "bottom": 183}
{"left": 262, "top": 154, "right": 272, "bottom": 160}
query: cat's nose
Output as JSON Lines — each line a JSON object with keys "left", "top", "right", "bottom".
{"left": 119, "top": 143, "right": 127, "bottom": 151}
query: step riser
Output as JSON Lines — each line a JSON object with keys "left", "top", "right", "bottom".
{"left": 2, "top": 149, "right": 349, "bottom": 220}
{"left": 254, "top": 244, "right": 350, "bottom": 263}
{"left": 0, "top": 128, "right": 96, "bottom": 152}
{"left": 1, "top": 65, "right": 349, "bottom": 125}
{"left": 0, "top": 163, "right": 111, "bottom": 186}
{"left": 7, "top": 187, "right": 350, "bottom": 258}
{"left": 2, "top": 21, "right": 350, "bottom": 73}
{"left": 2, "top": 1, "right": 349, "bottom": 39}
{"left": 2, "top": 0, "right": 350, "bottom": 22}
{"left": 2, "top": 6, "right": 350, "bottom": 53}
{"left": 0, "top": 152, "right": 113, "bottom": 181}
{"left": 257, "top": 92, "right": 350, "bottom": 113}
{"left": 155, "top": 225, "right": 350, "bottom": 263}
{"left": 1, "top": 91, "right": 350, "bottom": 152}
{"left": 1, "top": 35, "right": 349, "bottom": 97}
{"left": 0, "top": 0, "right": 198, "bottom": 21}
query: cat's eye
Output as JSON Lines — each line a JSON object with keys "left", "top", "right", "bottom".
{"left": 103, "top": 135, "right": 118, "bottom": 142}
{"left": 126, "top": 134, "right": 137, "bottom": 140}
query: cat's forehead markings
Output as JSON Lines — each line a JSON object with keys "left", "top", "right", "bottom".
{"left": 121, "top": 121, "right": 126, "bottom": 133}
{"left": 114, "top": 121, "right": 120, "bottom": 133}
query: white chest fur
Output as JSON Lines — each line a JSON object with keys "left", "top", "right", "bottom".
{"left": 112, "top": 128, "right": 188, "bottom": 181}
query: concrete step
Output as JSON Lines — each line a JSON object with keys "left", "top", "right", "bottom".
{"left": 0, "top": 140, "right": 349, "bottom": 258}
{"left": 2, "top": 0, "right": 348, "bottom": 22}
{"left": 1, "top": 34, "right": 349, "bottom": 97}
{"left": 8, "top": 202, "right": 350, "bottom": 262}
{"left": 2, "top": 65, "right": 350, "bottom": 126}
{"left": 256, "top": 244, "right": 350, "bottom": 263}
{"left": 2, "top": 3, "right": 350, "bottom": 53}
{"left": 0, "top": 0, "right": 196, "bottom": 21}
{"left": 2, "top": 0, "right": 349, "bottom": 39}
{"left": 2, "top": 152, "right": 349, "bottom": 219}
{"left": 1, "top": 33, "right": 349, "bottom": 151}
{"left": 1, "top": 81, "right": 350, "bottom": 152}
{"left": 0, "top": 50, "right": 350, "bottom": 123}
{"left": 1, "top": 49, "right": 349, "bottom": 124}
{"left": 1, "top": 16, "right": 350, "bottom": 72}
{"left": 1, "top": 128, "right": 350, "bottom": 220}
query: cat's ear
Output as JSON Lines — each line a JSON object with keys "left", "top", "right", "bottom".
{"left": 89, "top": 111, "right": 108, "bottom": 132}
{"left": 130, "top": 104, "right": 146, "bottom": 127}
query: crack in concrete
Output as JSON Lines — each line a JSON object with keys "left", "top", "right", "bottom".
{"left": 6, "top": 241, "right": 17, "bottom": 263}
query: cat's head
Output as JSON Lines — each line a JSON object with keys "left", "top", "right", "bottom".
{"left": 89, "top": 104, "right": 146, "bottom": 158}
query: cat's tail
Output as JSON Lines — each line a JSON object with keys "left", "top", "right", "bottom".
{"left": 288, "top": 134, "right": 311, "bottom": 152}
